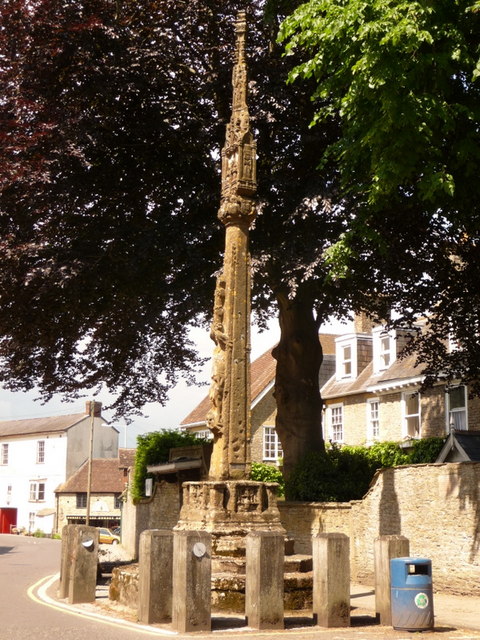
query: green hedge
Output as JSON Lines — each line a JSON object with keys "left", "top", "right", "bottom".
{"left": 285, "top": 437, "right": 445, "bottom": 502}
{"left": 250, "top": 462, "right": 285, "bottom": 497}
{"left": 131, "top": 429, "right": 209, "bottom": 502}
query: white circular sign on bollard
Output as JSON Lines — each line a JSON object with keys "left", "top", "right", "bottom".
{"left": 193, "top": 542, "right": 207, "bottom": 558}
{"left": 82, "top": 538, "right": 95, "bottom": 550}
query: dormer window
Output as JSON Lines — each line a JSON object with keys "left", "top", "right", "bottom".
{"left": 379, "top": 336, "right": 391, "bottom": 368}
{"left": 342, "top": 345, "right": 352, "bottom": 377}
{"left": 335, "top": 336, "right": 357, "bottom": 380}
{"left": 373, "top": 327, "right": 396, "bottom": 373}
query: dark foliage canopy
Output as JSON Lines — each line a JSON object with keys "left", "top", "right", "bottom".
{"left": 0, "top": 0, "right": 369, "bottom": 417}
{"left": 2, "top": 0, "right": 479, "bottom": 426}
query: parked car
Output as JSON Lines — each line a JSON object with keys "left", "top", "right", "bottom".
{"left": 97, "top": 527, "right": 120, "bottom": 545}
{"left": 112, "top": 526, "right": 121, "bottom": 536}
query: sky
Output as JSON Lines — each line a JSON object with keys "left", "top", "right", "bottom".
{"left": 0, "top": 316, "right": 351, "bottom": 447}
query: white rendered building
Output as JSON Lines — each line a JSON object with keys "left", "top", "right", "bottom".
{"left": 0, "top": 401, "right": 118, "bottom": 534}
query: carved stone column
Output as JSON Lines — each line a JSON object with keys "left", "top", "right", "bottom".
{"left": 206, "top": 11, "right": 257, "bottom": 481}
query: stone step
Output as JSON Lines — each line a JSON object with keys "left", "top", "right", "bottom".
{"left": 212, "top": 553, "right": 312, "bottom": 575}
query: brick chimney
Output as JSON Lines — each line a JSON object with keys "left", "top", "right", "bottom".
{"left": 353, "top": 312, "right": 375, "bottom": 334}
{"left": 85, "top": 401, "right": 102, "bottom": 417}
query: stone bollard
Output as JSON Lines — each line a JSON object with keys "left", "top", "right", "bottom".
{"left": 138, "top": 529, "right": 173, "bottom": 624}
{"left": 58, "top": 524, "right": 75, "bottom": 599}
{"left": 172, "top": 530, "right": 211, "bottom": 633}
{"left": 245, "top": 530, "right": 284, "bottom": 630}
{"left": 374, "top": 535, "right": 410, "bottom": 625}
{"left": 66, "top": 525, "right": 99, "bottom": 604}
{"left": 312, "top": 532, "right": 350, "bottom": 628}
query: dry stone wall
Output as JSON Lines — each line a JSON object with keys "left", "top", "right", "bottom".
{"left": 279, "top": 462, "right": 480, "bottom": 596}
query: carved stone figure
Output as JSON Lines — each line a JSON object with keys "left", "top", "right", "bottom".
{"left": 206, "top": 274, "right": 227, "bottom": 437}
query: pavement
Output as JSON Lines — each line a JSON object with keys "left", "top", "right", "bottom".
{"left": 30, "top": 574, "right": 480, "bottom": 639}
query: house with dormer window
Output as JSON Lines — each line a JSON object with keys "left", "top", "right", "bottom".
{"left": 321, "top": 315, "right": 480, "bottom": 445}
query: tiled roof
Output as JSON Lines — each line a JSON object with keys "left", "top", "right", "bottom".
{"left": 55, "top": 458, "right": 124, "bottom": 494}
{"left": 0, "top": 413, "right": 87, "bottom": 438}
{"left": 119, "top": 448, "right": 136, "bottom": 469}
{"left": 181, "top": 333, "right": 339, "bottom": 427}
{"left": 453, "top": 431, "right": 480, "bottom": 461}
{"left": 321, "top": 352, "right": 424, "bottom": 399}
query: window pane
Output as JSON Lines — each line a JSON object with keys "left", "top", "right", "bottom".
{"left": 263, "top": 426, "right": 277, "bottom": 460}
{"left": 37, "top": 441, "right": 45, "bottom": 463}
{"left": 451, "top": 410, "right": 467, "bottom": 430}
{"left": 407, "top": 416, "right": 420, "bottom": 437}
{"left": 405, "top": 393, "right": 419, "bottom": 416}
{"left": 370, "top": 401, "right": 379, "bottom": 438}
{"left": 331, "top": 407, "right": 343, "bottom": 442}
{"left": 450, "top": 386, "right": 466, "bottom": 410}
{"left": 76, "top": 493, "right": 87, "bottom": 508}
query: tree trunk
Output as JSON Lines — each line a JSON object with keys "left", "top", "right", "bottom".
{"left": 272, "top": 290, "right": 325, "bottom": 485}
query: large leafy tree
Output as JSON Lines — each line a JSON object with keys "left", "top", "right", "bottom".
{"left": 1, "top": 0, "right": 370, "bottom": 475}
{"left": 278, "top": 0, "right": 480, "bottom": 394}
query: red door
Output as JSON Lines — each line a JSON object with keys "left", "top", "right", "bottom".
{"left": 0, "top": 508, "right": 17, "bottom": 533}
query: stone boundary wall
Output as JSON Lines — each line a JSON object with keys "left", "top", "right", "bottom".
{"left": 278, "top": 501, "right": 351, "bottom": 555}
{"left": 279, "top": 462, "right": 480, "bottom": 596}
{"left": 122, "top": 479, "right": 181, "bottom": 558}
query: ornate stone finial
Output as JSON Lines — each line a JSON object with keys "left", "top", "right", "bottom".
{"left": 235, "top": 11, "right": 247, "bottom": 66}
{"left": 219, "top": 10, "right": 257, "bottom": 227}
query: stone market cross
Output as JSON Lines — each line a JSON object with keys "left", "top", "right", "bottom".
{"left": 206, "top": 11, "right": 257, "bottom": 481}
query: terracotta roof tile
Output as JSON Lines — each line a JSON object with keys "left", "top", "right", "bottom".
{"left": 55, "top": 458, "right": 124, "bottom": 494}
{"left": 0, "top": 413, "right": 86, "bottom": 437}
{"left": 181, "top": 333, "right": 339, "bottom": 427}
{"left": 119, "top": 448, "right": 136, "bottom": 469}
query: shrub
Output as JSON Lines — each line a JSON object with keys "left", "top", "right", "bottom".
{"left": 131, "top": 429, "right": 209, "bottom": 501}
{"left": 285, "top": 447, "right": 378, "bottom": 502}
{"left": 407, "top": 437, "right": 445, "bottom": 464}
{"left": 249, "top": 462, "right": 285, "bottom": 497}
{"left": 285, "top": 437, "right": 446, "bottom": 502}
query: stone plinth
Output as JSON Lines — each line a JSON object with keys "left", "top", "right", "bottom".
{"left": 174, "top": 480, "right": 285, "bottom": 557}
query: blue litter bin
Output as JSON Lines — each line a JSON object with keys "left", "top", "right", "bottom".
{"left": 390, "top": 557, "right": 434, "bottom": 631}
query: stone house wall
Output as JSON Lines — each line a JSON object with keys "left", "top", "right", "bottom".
{"left": 56, "top": 493, "right": 120, "bottom": 531}
{"left": 378, "top": 392, "right": 402, "bottom": 441}
{"left": 323, "top": 383, "right": 476, "bottom": 444}
{"left": 468, "top": 396, "right": 480, "bottom": 429}
{"left": 250, "top": 389, "right": 276, "bottom": 463}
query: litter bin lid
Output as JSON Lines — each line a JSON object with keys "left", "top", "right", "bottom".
{"left": 391, "top": 557, "right": 432, "bottom": 587}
